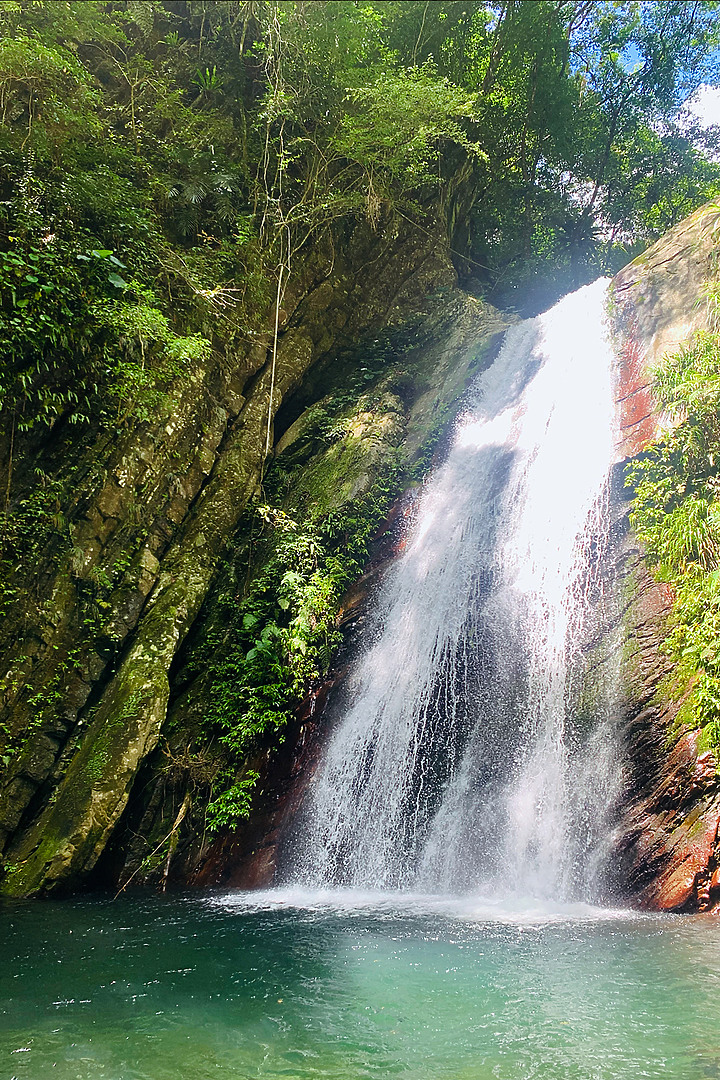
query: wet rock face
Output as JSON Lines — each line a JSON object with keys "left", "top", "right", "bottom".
{"left": 614, "top": 328, "right": 657, "bottom": 461}
{"left": 631, "top": 734, "right": 720, "bottom": 912}
{"left": 611, "top": 604, "right": 720, "bottom": 913}
{"left": 608, "top": 203, "right": 720, "bottom": 913}
{"left": 614, "top": 690, "right": 720, "bottom": 912}
{"left": 613, "top": 203, "right": 720, "bottom": 463}
{"left": 613, "top": 203, "right": 720, "bottom": 372}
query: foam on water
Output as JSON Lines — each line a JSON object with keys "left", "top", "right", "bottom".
{"left": 209, "top": 886, "right": 647, "bottom": 927}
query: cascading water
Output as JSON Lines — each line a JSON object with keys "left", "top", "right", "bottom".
{"left": 286, "top": 279, "right": 621, "bottom": 902}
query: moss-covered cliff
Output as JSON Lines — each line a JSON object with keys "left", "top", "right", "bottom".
{"left": 0, "top": 197, "right": 508, "bottom": 896}
{"left": 0, "top": 0, "right": 508, "bottom": 898}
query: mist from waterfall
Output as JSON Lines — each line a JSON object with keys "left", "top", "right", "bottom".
{"left": 286, "top": 279, "right": 621, "bottom": 902}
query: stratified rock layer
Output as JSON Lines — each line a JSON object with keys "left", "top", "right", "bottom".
{"left": 0, "top": 203, "right": 506, "bottom": 897}
{"left": 611, "top": 202, "right": 720, "bottom": 912}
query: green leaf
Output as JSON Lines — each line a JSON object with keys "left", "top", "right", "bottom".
{"left": 108, "top": 273, "right": 128, "bottom": 289}
{"left": 91, "top": 249, "right": 113, "bottom": 258}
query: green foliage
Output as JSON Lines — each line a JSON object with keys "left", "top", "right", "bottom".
{"left": 163, "top": 151, "right": 248, "bottom": 240}
{"left": 0, "top": 31, "right": 102, "bottom": 149}
{"left": 0, "top": 467, "right": 68, "bottom": 561}
{"left": 627, "top": 306, "right": 720, "bottom": 748}
{"left": 0, "top": 236, "right": 113, "bottom": 430}
{"left": 396, "top": 0, "right": 720, "bottom": 308}
{"left": 332, "top": 65, "right": 480, "bottom": 193}
{"left": 195, "top": 468, "right": 401, "bottom": 748}
{"left": 206, "top": 771, "right": 259, "bottom": 833}
{"left": 0, "top": 224, "right": 209, "bottom": 431}
{"left": 186, "top": 427, "right": 407, "bottom": 825}
{"left": 0, "top": 0, "right": 717, "bottom": 436}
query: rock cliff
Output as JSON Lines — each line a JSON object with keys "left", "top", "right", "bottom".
{"left": 611, "top": 202, "right": 720, "bottom": 912}
{"left": 0, "top": 203, "right": 507, "bottom": 897}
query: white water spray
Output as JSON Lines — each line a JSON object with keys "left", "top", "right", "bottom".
{"left": 287, "top": 280, "right": 620, "bottom": 901}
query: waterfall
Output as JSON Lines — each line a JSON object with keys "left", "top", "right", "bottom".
{"left": 286, "top": 279, "right": 621, "bottom": 902}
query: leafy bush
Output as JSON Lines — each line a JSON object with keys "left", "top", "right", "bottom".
{"left": 187, "top": 444, "right": 406, "bottom": 825}
{"left": 206, "top": 772, "right": 259, "bottom": 833}
{"left": 0, "top": 229, "right": 210, "bottom": 431}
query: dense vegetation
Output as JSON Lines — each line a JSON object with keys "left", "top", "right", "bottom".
{"left": 628, "top": 272, "right": 720, "bottom": 752}
{"left": 2, "top": 0, "right": 719, "bottom": 607}
{"left": 2, "top": 1, "right": 720, "bottom": 858}
{"left": 1, "top": 0, "right": 718, "bottom": 445}
{"left": 1, "top": 0, "right": 719, "bottom": 430}
{"left": 194, "top": 442, "right": 407, "bottom": 834}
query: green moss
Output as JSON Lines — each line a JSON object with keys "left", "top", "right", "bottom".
{"left": 287, "top": 395, "right": 405, "bottom": 518}
{"left": 0, "top": 655, "right": 171, "bottom": 897}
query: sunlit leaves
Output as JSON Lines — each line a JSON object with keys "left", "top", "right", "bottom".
{"left": 331, "top": 65, "right": 480, "bottom": 191}
{"left": 206, "top": 771, "right": 260, "bottom": 832}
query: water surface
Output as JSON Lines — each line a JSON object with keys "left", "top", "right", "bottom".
{"left": 2, "top": 890, "right": 720, "bottom": 1079}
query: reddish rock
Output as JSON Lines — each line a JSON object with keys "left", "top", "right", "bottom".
{"left": 613, "top": 202, "right": 720, "bottom": 465}
{"left": 626, "top": 745, "right": 720, "bottom": 910}
{"left": 652, "top": 867, "right": 698, "bottom": 911}
{"left": 639, "top": 811, "right": 720, "bottom": 911}
{"left": 614, "top": 327, "right": 658, "bottom": 459}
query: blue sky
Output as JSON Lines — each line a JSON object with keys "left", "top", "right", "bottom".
{"left": 688, "top": 84, "right": 720, "bottom": 127}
